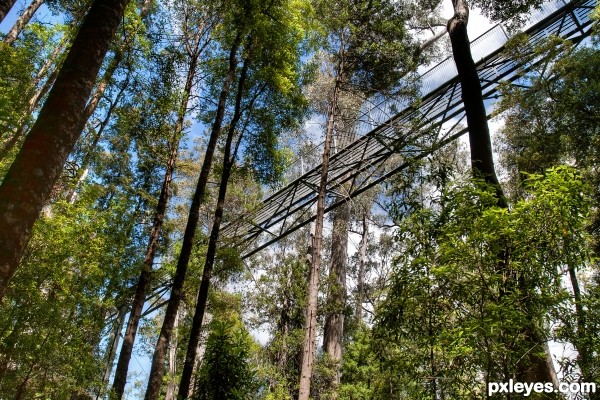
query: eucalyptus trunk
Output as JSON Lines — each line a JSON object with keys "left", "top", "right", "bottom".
{"left": 322, "top": 73, "right": 356, "bottom": 397}
{"left": 110, "top": 30, "right": 204, "bottom": 398}
{"left": 447, "top": 0, "right": 556, "bottom": 388}
{"left": 322, "top": 199, "right": 350, "bottom": 394}
{"left": 355, "top": 211, "right": 368, "bottom": 324}
{"left": 143, "top": 32, "right": 242, "bottom": 400}
{"left": 177, "top": 54, "right": 250, "bottom": 400}
{"left": 3, "top": 0, "right": 44, "bottom": 45}
{"left": 447, "top": 0, "right": 502, "bottom": 196}
{"left": 165, "top": 311, "right": 179, "bottom": 400}
{"left": 97, "top": 304, "right": 127, "bottom": 400}
{"left": 110, "top": 52, "right": 194, "bottom": 398}
{"left": 0, "top": 0, "right": 132, "bottom": 303}
{"left": 298, "top": 72, "right": 341, "bottom": 400}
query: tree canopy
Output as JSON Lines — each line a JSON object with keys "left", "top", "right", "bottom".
{"left": 0, "top": 0, "right": 599, "bottom": 399}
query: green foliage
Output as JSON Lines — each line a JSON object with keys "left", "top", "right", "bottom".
{"left": 193, "top": 317, "right": 258, "bottom": 400}
{"left": 247, "top": 248, "right": 309, "bottom": 399}
{"left": 498, "top": 39, "right": 600, "bottom": 387}
{"left": 498, "top": 42, "right": 600, "bottom": 188}
{"left": 0, "top": 43, "right": 35, "bottom": 134}
{"left": 312, "top": 0, "right": 419, "bottom": 95}
{"left": 338, "top": 326, "right": 378, "bottom": 400}
{"left": 375, "top": 166, "right": 593, "bottom": 397}
{"left": 4, "top": 1, "right": 596, "bottom": 399}
{"left": 236, "top": 0, "right": 311, "bottom": 186}
{"left": 468, "top": 0, "right": 545, "bottom": 24}
{"left": 0, "top": 184, "right": 142, "bottom": 398}
{"left": 0, "top": 23, "right": 65, "bottom": 175}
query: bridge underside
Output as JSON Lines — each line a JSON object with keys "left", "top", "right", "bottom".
{"left": 221, "top": 0, "right": 596, "bottom": 259}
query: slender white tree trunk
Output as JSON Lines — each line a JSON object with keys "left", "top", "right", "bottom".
{"left": 298, "top": 75, "right": 341, "bottom": 400}
{"left": 4, "top": 0, "right": 44, "bottom": 45}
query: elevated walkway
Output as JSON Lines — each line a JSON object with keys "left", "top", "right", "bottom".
{"left": 221, "top": 0, "right": 596, "bottom": 258}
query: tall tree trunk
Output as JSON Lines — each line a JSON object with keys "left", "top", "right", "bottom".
{"left": 3, "top": 0, "right": 44, "bottom": 45}
{"left": 97, "top": 304, "right": 128, "bottom": 400}
{"left": 177, "top": 54, "right": 250, "bottom": 400}
{"left": 110, "top": 38, "right": 202, "bottom": 400}
{"left": 0, "top": 0, "right": 132, "bottom": 304}
{"left": 447, "top": 0, "right": 502, "bottom": 196}
{"left": 0, "top": 0, "right": 16, "bottom": 23}
{"left": 447, "top": 0, "right": 556, "bottom": 388}
{"left": 143, "top": 32, "right": 242, "bottom": 400}
{"left": 298, "top": 73, "right": 341, "bottom": 400}
{"left": 322, "top": 199, "right": 350, "bottom": 395}
{"left": 355, "top": 211, "right": 368, "bottom": 324}
{"left": 322, "top": 98, "right": 357, "bottom": 395}
{"left": 165, "top": 310, "right": 179, "bottom": 400}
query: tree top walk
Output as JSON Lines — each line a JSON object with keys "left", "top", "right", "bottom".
{"left": 221, "top": 0, "right": 596, "bottom": 258}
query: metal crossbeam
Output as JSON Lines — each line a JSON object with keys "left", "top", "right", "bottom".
{"left": 221, "top": 0, "right": 596, "bottom": 258}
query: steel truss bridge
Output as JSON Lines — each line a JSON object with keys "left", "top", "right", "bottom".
{"left": 221, "top": 0, "right": 597, "bottom": 258}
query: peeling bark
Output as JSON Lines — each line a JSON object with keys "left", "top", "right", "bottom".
{"left": 165, "top": 311, "right": 179, "bottom": 400}
{"left": 110, "top": 59, "right": 185, "bottom": 398}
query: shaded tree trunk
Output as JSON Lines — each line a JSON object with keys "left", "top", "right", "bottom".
{"left": 447, "top": 0, "right": 502, "bottom": 196}
{"left": 111, "top": 37, "right": 202, "bottom": 400}
{"left": 3, "top": 0, "right": 44, "bottom": 45}
{"left": 0, "top": 0, "right": 132, "bottom": 303}
{"left": 447, "top": 0, "right": 556, "bottom": 389}
{"left": 322, "top": 199, "right": 350, "bottom": 395}
{"left": 143, "top": 32, "right": 242, "bottom": 400}
{"left": 355, "top": 211, "right": 368, "bottom": 324}
{"left": 177, "top": 54, "right": 250, "bottom": 400}
{"left": 0, "top": 0, "right": 16, "bottom": 23}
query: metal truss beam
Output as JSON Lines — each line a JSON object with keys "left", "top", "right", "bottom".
{"left": 221, "top": 0, "right": 596, "bottom": 258}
